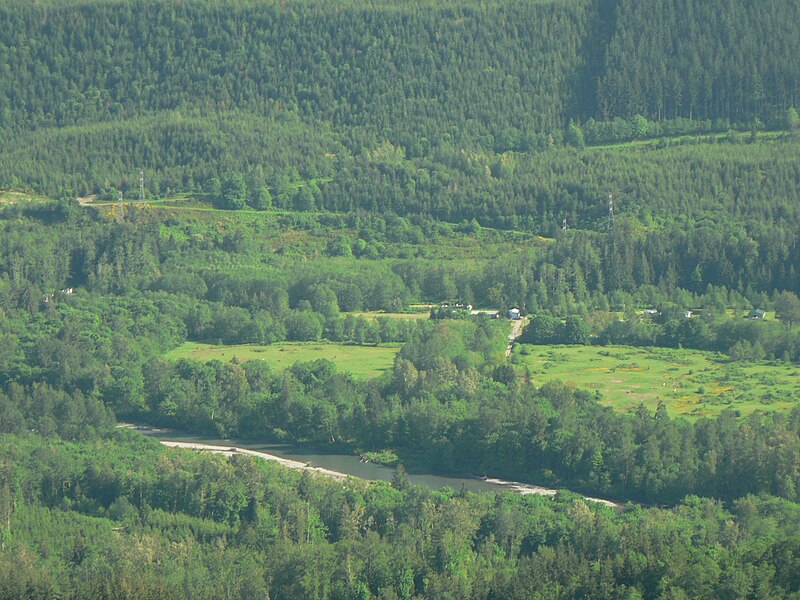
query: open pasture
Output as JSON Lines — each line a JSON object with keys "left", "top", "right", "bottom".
{"left": 164, "top": 341, "right": 400, "bottom": 378}
{"left": 348, "top": 310, "right": 431, "bottom": 321}
{"left": 515, "top": 344, "right": 800, "bottom": 418}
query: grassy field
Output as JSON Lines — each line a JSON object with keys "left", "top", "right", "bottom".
{"left": 348, "top": 310, "right": 431, "bottom": 321}
{"left": 163, "top": 341, "right": 401, "bottom": 378}
{"left": 514, "top": 344, "right": 800, "bottom": 419}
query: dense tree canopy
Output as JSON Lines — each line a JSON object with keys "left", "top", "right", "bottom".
{"left": 2, "top": 431, "right": 800, "bottom": 600}
{"left": 1, "top": 2, "right": 799, "bottom": 596}
{"left": 0, "top": 0, "right": 797, "bottom": 207}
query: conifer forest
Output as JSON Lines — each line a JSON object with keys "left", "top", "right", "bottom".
{"left": 1, "top": 0, "right": 800, "bottom": 598}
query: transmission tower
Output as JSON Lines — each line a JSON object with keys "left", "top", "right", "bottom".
{"left": 607, "top": 193, "right": 615, "bottom": 228}
{"left": 562, "top": 218, "right": 568, "bottom": 231}
{"left": 139, "top": 169, "right": 145, "bottom": 201}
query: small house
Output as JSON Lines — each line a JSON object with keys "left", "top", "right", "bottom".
{"left": 747, "top": 309, "right": 766, "bottom": 320}
{"left": 507, "top": 307, "right": 521, "bottom": 320}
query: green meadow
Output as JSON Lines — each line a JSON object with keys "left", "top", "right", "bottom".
{"left": 514, "top": 344, "right": 800, "bottom": 419}
{"left": 163, "top": 341, "right": 401, "bottom": 378}
{"left": 348, "top": 310, "right": 431, "bottom": 321}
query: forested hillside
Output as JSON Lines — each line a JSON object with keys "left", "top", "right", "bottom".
{"left": 0, "top": 0, "right": 798, "bottom": 209}
{"left": 2, "top": 1, "right": 800, "bottom": 597}
{"left": 599, "top": 0, "right": 800, "bottom": 121}
{"left": 0, "top": 0, "right": 592, "bottom": 134}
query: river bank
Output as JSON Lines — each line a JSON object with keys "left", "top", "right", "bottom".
{"left": 122, "top": 424, "right": 622, "bottom": 509}
{"left": 158, "top": 439, "right": 348, "bottom": 479}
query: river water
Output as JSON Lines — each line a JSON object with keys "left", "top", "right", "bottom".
{"left": 135, "top": 427, "right": 621, "bottom": 508}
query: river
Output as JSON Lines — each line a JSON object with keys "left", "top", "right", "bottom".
{"left": 129, "top": 426, "right": 621, "bottom": 508}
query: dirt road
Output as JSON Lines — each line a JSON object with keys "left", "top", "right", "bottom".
{"left": 506, "top": 318, "right": 526, "bottom": 357}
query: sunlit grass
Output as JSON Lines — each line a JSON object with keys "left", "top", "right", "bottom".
{"left": 514, "top": 343, "right": 800, "bottom": 419}
{"left": 164, "top": 341, "right": 401, "bottom": 378}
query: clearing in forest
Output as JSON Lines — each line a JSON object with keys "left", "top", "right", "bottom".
{"left": 0, "top": 190, "right": 48, "bottom": 204}
{"left": 514, "top": 344, "right": 800, "bottom": 419}
{"left": 163, "top": 341, "right": 400, "bottom": 378}
{"left": 347, "top": 310, "right": 431, "bottom": 321}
